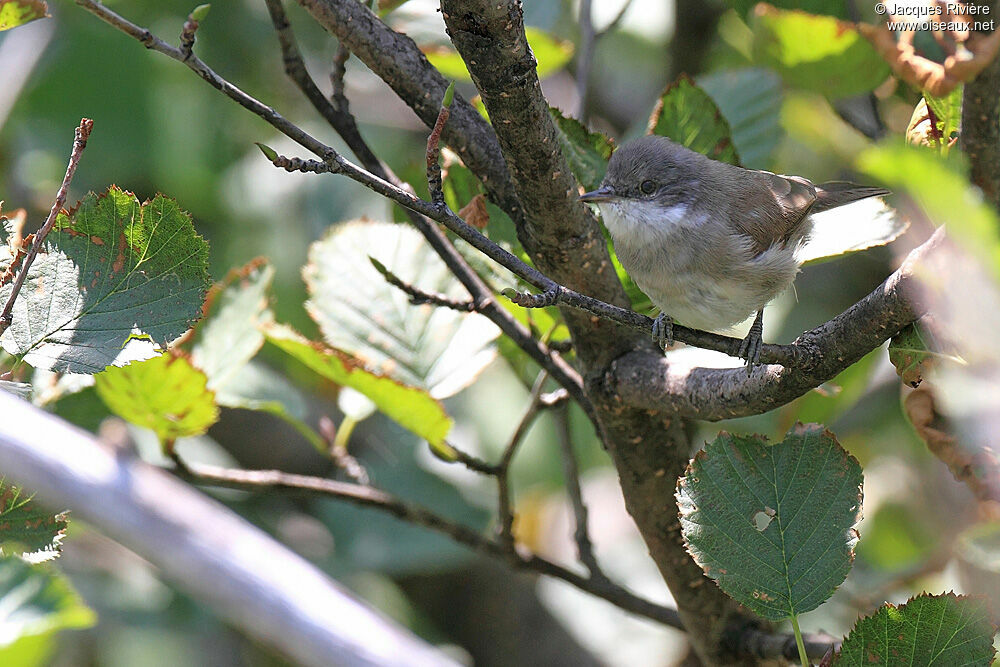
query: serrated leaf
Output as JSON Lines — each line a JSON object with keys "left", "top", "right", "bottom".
{"left": 648, "top": 75, "right": 741, "bottom": 165}
{"left": 0, "top": 481, "right": 65, "bottom": 563}
{"left": 0, "top": 0, "right": 48, "bottom": 31}
{"left": 550, "top": 108, "right": 615, "bottom": 191}
{"left": 94, "top": 353, "right": 219, "bottom": 447}
{"left": 424, "top": 27, "right": 573, "bottom": 81}
{"left": 677, "top": 424, "right": 863, "bottom": 620}
{"left": 698, "top": 68, "right": 783, "bottom": 169}
{"left": 304, "top": 220, "right": 498, "bottom": 399}
{"left": 264, "top": 324, "right": 453, "bottom": 453}
{"left": 889, "top": 324, "right": 934, "bottom": 388}
{"left": 796, "top": 197, "right": 908, "bottom": 265}
{"left": 834, "top": 593, "right": 996, "bottom": 666}
{"left": 751, "top": 7, "right": 890, "bottom": 99}
{"left": 0, "top": 187, "right": 210, "bottom": 374}
{"left": 0, "top": 557, "right": 95, "bottom": 655}
{"left": 184, "top": 257, "right": 272, "bottom": 390}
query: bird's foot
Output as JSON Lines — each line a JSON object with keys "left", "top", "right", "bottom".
{"left": 737, "top": 310, "right": 764, "bottom": 375}
{"left": 651, "top": 313, "right": 674, "bottom": 354}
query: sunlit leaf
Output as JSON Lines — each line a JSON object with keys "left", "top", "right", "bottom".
{"left": 0, "top": 187, "right": 210, "bottom": 374}
{"left": 648, "top": 74, "right": 741, "bottom": 165}
{"left": 677, "top": 424, "right": 863, "bottom": 620}
{"left": 0, "top": 557, "right": 95, "bottom": 662}
{"left": 424, "top": 27, "right": 573, "bottom": 81}
{"left": 0, "top": 0, "right": 48, "bottom": 32}
{"left": 305, "top": 220, "right": 498, "bottom": 399}
{"left": 835, "top": 593, "right": 996, "bottom": 665}
{"left": 95, "top": 353, "right": 219, "bottom": 449}
{"left": 264, "top": 324, "right": 453, "bottom": 455}
{"left": 751, "top": 6, "right": 890, "bottom": 99}
{"left": 550, "top": 108, "right": 615, "bottom": 191}
{"left": 924, "top": 86, "right": 963, "bottom": 142}
{"left": 0, "top": 481, "right": 66, "bottom": 563}
{"left": 698, "top": 67, "right": 783, "bottom": 169}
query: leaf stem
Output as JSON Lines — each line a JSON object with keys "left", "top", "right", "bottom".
{"left": 333, "top": 415, "right": 357, "bottom": 452}
{"left": 790, "top": 613, "right": 810, "bottom": 666}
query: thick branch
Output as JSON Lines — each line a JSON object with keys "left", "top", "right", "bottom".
{"left": 961, "top": 13, "right": 1000, "bottom": 211}
{"left": 608, "top": 229, "right": 945, "bottom": 420}
{"left": 0, "top": 394, "right": 454, "bottom": 667}
{"left": 295, "top": 0, "right": 522, "bottom": 220}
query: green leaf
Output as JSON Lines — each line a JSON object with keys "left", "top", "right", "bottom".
{"left": 550, "top": 108, "right": 615, "bottom": 191}
{"left": 304, "top": 220, "right": 498, "bottom": 399}
{"left": 94, "top": 353, "right": 219, "bottom": 447}
{"left": 264, "top": 324, "right": 453, "bottom": 454}
{"left": 0, "top": 187, "right": 210, "bottom": 374}
{"left": 0, "top": 558, "right": 95, "bottom": 660}
{"left": 0, "top": 482, "right": 66, "bottom": 563}
{"left": 924, "top": 86, "right": 963, "bottom": 143}
{"left": 424, "top": 27, "right": 573, "bottom": 81}
{"left": 0, "top": 0, "right": 48, "bottom": 31}
{"left": 751, "top": 7, "right": 890, "bottom": 99}
{"left": 698, "top": 68, "right": 783, "bottom": 169}
{"left": 677, "top": 424, "right": 863, "bottom": 620}
{"left": 648, "top": 74, "right": 741, "bottom": 165}
{"left": 723, "top": 0, "right": 853, "bottom": 20}
{"left": 185, "top": 258, "right": 272, "bottom": 391}
{"left": 889, "top": 324, "right": 934, "bottom": 388}
{"left": 834, "top": 593, "right": 996, "bottom": 666}
{"left": 857, "top": 143, "right": 1000, "bottom": 283}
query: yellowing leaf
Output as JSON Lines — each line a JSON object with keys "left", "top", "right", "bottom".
{"left": 264, "top": 324, "right": 453, "bottom": 455}
{"left": 0, "top": 0, "right": 48, "bottom": 32}
{"left": 95, "top": 353, "right": 219, "bottom": 449}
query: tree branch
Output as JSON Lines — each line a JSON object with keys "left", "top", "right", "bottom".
{"left": 0, "top": 118, "right": 92, "bottom": 337}
{"left": 607, "top": 228, "right": 945, "bottom": 420}
{"left": 0, "top": 394, "right": 456, "bottom": 667}
{"left": 79, "top": 0, "right": 593, "bottom": 420}
{"left": 170, "top": 454, "right": 685, "bottom": 630}
{"left": 961, "top": 3, "right": 1000, "bottom": 211}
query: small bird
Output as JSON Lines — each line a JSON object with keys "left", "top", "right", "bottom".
{"left": 579, "top": 135, "right": 889, "bottom": 370}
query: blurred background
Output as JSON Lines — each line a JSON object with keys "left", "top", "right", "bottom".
{"left": 0, "top": 0, "right": 990, "bottom": 665}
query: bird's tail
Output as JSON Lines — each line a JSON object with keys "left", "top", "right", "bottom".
{"left": 812, "top": 182, "right": 890, "bottom": 213}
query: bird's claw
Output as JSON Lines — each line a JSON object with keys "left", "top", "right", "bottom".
{"left": 738, "top": 310, "right": 765, "bottom": 375}
{"left": 651, "top": 313, "right": 673, "bottom": 354}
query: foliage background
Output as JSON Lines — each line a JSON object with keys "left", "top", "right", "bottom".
{"left": 0, "top": 0, "right": 985, "bottom": 664}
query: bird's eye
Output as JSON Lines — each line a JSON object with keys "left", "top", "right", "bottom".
{"left": 640, "top": 180, "right": 656, "bottom": 195}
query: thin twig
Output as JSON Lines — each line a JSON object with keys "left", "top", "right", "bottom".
{"left": 179, "top": 4, "right": 209, "bottom": 59}
{"left": 0, "top": 118, "right": 93, "bottom": 337}
{"left": 575, "top": 0, "right": 633, "bottom": 123}
{"left": 497, "top": 371, "right": 550, "bottom": 554}
{"left": 318, "top": 416, "right": 370, "bottom": 485}
{"left": 330, "top": 44, "right": 350, "bottom": 112}
{"left": 171, "top": 454, "right": 684, "bottom": 628}
{"left": 553, "top": 403, "right": 606, "bottom": 581}
{"left": 255, "top": 0, "right": 593, "bottom": 420}
{"left": 426, "top": 83, "right": 453, "bottom": 207}
{"left": 370, "top": 255, "right": 475, "bottom": 311}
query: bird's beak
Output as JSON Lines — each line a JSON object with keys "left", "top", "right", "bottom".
{"left": 579, "top": 186, "right": 616, "bottom": 203}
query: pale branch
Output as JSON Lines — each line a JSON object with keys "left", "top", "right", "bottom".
{"left": 0, "top": 118, "right": 92, "bottom": 337}
{"left": 607, "top": 228, "right": 946, "bottom": 420}
{"left": 0, "top": 394, "right": 455, "bottom": 667}
{"left": 80, "top": 0, "right": 592, "bottom": 419}
{"left": 496, "top": 371, "right": 550, "bottom": 554}
{"left": 170, "top": 454, "right": 685, "bottom": 629}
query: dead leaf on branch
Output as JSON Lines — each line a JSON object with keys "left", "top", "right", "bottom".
{"left": 858, "top": 6, "right": 1000, "bottom": 97}
{"left": 458, "top": 193, "right": 489, "bottom": 229}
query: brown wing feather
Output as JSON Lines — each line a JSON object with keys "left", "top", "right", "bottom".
{"left": 727, "top": 170, "right": 817, "bottom": 254}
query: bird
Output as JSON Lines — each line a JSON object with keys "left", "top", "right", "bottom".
{"left": 579, "top": 135, "right": 890, "bottom": 371}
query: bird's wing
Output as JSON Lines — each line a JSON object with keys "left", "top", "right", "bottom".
{"left": 731, "top": 171, "right": 817, "bottom": 253}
